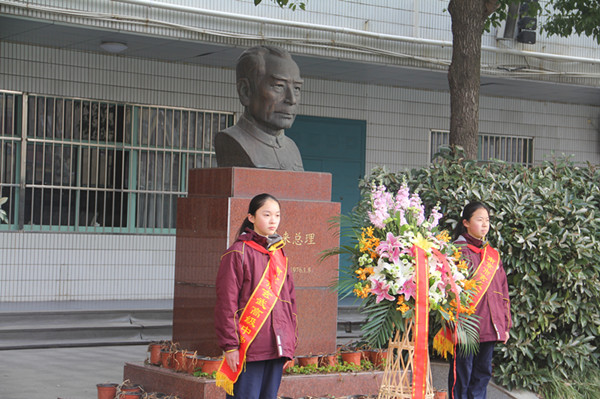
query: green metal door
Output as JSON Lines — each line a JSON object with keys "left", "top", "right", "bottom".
{"left": 286, "top": 115, "right": 366, "bottom": 284}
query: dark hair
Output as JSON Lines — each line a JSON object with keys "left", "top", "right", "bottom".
{"left": 452, "top": 201, "right": 490, "bottom": 240}
{"left": 237, "top": 193, "right": 281, "bottom": 237}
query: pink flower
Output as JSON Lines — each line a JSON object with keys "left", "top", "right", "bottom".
{"left": 370, "top": 278, "right": 395, "bottom": 303}
{"left": 368, "top": 185, "right": 394, "bottom": 229}
{"left": 428, "top": 206, "right": 443, "bottom": 229}
{"left": 377, "top": 232, "right": 402, "bottom": 263}
{"left": 368, "top": 208, "right": 389, "bottom": 229}
{"left": 400, "top": 279, "right": 416, "bottom": 302}
{"left": 409, "top": 193, "right": 426, "bottom": 225}
{"left": 394, "top": 184, "right": 411, "bottom": 211}
{"left": 409, "top": 192, "right": 422, "bottom": 208}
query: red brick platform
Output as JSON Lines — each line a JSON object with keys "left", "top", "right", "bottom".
{"left": 124, "top": 362, "right": 383, "bottom": 399}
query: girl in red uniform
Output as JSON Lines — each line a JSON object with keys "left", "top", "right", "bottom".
{"left": 448, "top": 202, "right": 511, "bottom": 399}
{"left": 215, "top": 193, "right": 297, "bottom": 399}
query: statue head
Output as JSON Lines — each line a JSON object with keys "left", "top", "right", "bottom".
{"left": 236, "top": 46, "right": 304, "bottom": 135}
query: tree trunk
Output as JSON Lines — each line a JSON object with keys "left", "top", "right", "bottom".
{"left": 447, "top": 0, "right": 489, "bottom": 160}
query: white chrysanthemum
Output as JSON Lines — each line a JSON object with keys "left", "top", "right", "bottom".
{"left": 358, "top": 253, "right": 370, "bottom": 266}
{"left": 453, "top": 271, "right": 466, "bottom": 281}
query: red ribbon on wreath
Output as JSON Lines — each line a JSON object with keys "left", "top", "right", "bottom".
{"left": 411, "top": 244, "right": 429, "bottom": 399}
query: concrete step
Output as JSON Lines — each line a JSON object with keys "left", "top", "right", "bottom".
{"left": 336, "top": 301, "right": 365, "bottom": 344}
{"left": 0, "top": 300, "right": 173, "bottom": 350}
{"left": 0, "top": 309, "right": 172, "bottom": 328}
{"left": 0, "top": 300, "right": 365, "bottom": 350}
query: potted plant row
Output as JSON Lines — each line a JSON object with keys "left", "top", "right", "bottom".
{"left": 97, "top": 379, "right": 183, "bottom": 399}
{"left": 146, "top": 341, "right": 389, "bottom": 380}
{"left": 147, "top": 341, "right": 224, "bottom": 376}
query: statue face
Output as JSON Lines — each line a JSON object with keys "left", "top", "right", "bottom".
{"left": 245, "top": 54, "right": 303, "bottom": 135}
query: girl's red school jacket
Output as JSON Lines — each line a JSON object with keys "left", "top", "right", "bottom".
{"left": 215, "top": 229, "right": 298, "bottom": 362}
{"left": 457, "top": 233, "right": 512, "bottom": 343}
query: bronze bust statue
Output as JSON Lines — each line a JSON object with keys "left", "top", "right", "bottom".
{"left": 215, "top": 46, "right": 304, "bottom": 171}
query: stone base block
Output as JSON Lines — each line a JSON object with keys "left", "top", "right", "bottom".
{"left": 124, "top": 362, "right": 383, "bottom": 399}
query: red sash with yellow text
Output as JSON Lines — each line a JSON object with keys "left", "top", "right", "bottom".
{"left": 215, "top": 239, "right": 287, "bottom": 395}
{"left": 467, "top": 244, "right": 500, "bottom": 309}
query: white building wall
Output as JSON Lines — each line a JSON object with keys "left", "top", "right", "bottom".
{"left": 1, "top": 41, "right": 599, "bottom": 301}
{"left": 0, "top": 232, "right": 175, "bottom": 301}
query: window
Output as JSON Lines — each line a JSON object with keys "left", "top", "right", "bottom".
{"left": 134, "top": 105, "right": 230, "bottom": 231}
{"left": 429, "top": 130, "right": 534, "bottom": 166}
{"left": 0, "top": 91, "right": 234, "bottom": 233}
{"left": 0, "top": 92, "right": 19, "bottom": 229}
{"left": 478, "top": 134, "right": 534, "bottom": 165}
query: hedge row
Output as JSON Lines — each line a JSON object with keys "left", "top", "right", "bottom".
{"left": 357, "top": 149, "right": 600, "bottom": 395}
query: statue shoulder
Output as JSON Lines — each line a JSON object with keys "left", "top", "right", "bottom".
{"left": 215, "top": 127, "right": 254, "bottom": 167}
{"left": 217, "top": 125, "right": 245, "bottom": 141}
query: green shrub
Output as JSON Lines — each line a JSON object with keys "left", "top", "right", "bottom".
{"left": 356, "top": 149, "right": 600, "bottom": 394}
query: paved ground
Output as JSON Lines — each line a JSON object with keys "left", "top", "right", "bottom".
{"left": 0, "top": 345, "right": 148, "bottom": 399}
{"left": 0, "top": 345, "right": 536, "bottom": 399}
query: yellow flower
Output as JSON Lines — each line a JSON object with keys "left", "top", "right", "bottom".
{"left": 452, "top": 250, "right": 461, "bottom": 262}
{"left": 462, "top": 279, "right": 478, "bottom": 291}
{"left": 457, "top": 259, "right": 468, "bottom": 271}
{"left": 436, "top": 230, "right": 451, "bottom": 243}
{"left": 440, "top": 306, "right": 456, "bottom": 321}
{"left": 355, "top": 267, "right": 374, "bottom": 281}
{"left": 439, "top": 306, "right": 456, "bottom": 322}
{"left": 396, "top": 295, "right": 410, "bottom": 313}
{"left": 461, "top": 305, "right": 476, "bottom": 315}
{"left": 396, "top": 303, "right": 410, "bottom": 313}
{"left": 359, "top": 227, "right": 380, "bottom": 259}
{"left": 353, "top": 285, "right": 371, "bottom": 299}
{"left": 413, "top": 233, "right": 434, "bottom": 251}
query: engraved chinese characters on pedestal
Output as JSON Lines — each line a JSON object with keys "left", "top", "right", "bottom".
{"left": 281, "top": 230, "right": 316, "bottom": 274}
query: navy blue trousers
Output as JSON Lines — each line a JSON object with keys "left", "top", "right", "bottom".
{"left": 448, "top": 342, "right": 495, "bottom": 399}
{"left": 226, "top": 358, "right": 286, "bottom": 399}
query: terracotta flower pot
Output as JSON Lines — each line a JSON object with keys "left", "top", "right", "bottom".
{"left": 148, "top": 343, "right": 163, "bottom": 366}
{"left": 434, "top": 390, "right": 448, "bottom": 399}
{"left": 120, "top": 384, "right": 142, "bottom": 394}
{"left": 340, "top": 350, "right": 362, "bottom": 366}
{"left": 174, "top": 350, "right": 188, "bottom": 372}
{"left": 283, "top": 359, "right": 294, "bottom": 373}
{"left": 318, "top": 354, "right": 338, "bottom": 367}
{"left": 160, "top": 349, "right": 173, "bottom": 369}
{"left": 185, "top": 353, "right": 202, "bottom": 374}
{"left": 367, "top": 349, "right": 389, "bottom": 368}
{"left": 296, "top": 355, "right": 319, "bottom": 367}
{"left": 200, "top": 357, "right": 222, "bottom": 374}
{"left": 96, "top": 383, "right": 117, "bottom": 399}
